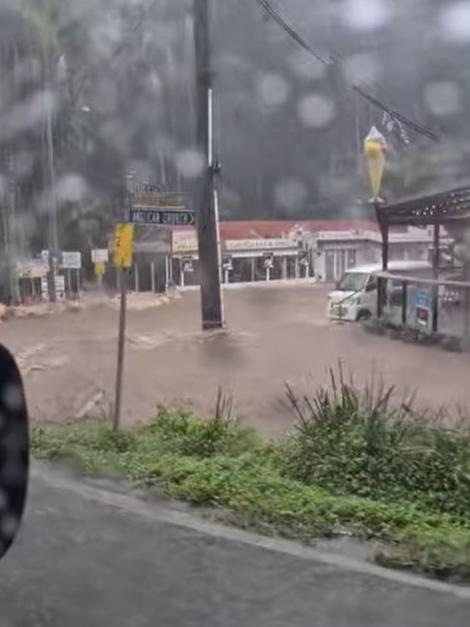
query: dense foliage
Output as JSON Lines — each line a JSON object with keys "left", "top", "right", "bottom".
{"left": 33, "top": 374, "right": 470, "bottom": 580}
{"left": 2, "top": 0, "right": 470, "bottom": 259}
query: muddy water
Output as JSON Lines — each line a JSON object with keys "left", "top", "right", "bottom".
{"left": 1, "top": 284, "right": 469, "bottom": 437}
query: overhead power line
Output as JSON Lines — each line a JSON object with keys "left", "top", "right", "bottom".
{"left": 256, "top": 0, "right": 328, "bottom": 65}
{"left": 352, "top": 86, "right": 438, "bottom": 142}
{"left": 254, "top": 0, "right": 438, "bottom": 143}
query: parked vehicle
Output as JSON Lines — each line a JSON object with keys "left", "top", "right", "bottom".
{"left": 327, "top": 260, "right": 432, "bottom": 322}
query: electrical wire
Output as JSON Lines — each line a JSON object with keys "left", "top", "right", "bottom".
{"left": 256, "top": 0, "right": 329, "bottom": 64}
{"left": 254, "top": 0, "right": 438, "bottom": 142}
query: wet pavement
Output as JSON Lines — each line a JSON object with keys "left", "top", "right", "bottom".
{"left": 1, "top": 462, "right": 469, "bottom": 627}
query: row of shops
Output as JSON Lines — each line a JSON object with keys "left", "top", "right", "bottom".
{"left": 125, "top": 221, "right": 450, "bottom": 292}
{"left": 8, "top": 220, "right": 451, "bottom": 303}
{"left": 170, "top": 231, "right": 309, "bottom": 288}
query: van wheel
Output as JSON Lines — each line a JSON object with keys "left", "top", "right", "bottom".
{"left": 357, "top": 310, "right": 371, "bottom": 322}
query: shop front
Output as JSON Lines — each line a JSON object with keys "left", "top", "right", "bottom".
{"left": 16, "top": 259, "right": 49, "bottom": 304}
{"left": 170, "top": 231, "right": 306, "bottom": 287}
{"left": 171, "top": 231, "right": 200, "bottom": 288}
{"left": 223, "top": 238, "right": 304, "bottom": 283}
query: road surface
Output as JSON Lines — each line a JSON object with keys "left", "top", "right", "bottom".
{"left": 1, "top": 284, "right": 470, "bottom": 436}
{"left": 1, "top": 462, "right": 469, "bottom": 627}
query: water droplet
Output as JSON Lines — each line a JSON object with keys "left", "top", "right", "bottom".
{"left": 288, "top": 52, "right": 326, "bottom": 81}
{"left": 423, "top": 81, "right": 462, "bottom": 117}
{"left": 275, "top": 178, "right": 308, "bottom": 210}
{"left": 297, "top": 94, "right": 335, "bottom": 128}
{"left": 257, "top": 73, "right": 291, "bottom": 108}
{"left": 175, "top": 149, "right": 205, "bottom": 179}
{"left": 0, "top": 514, "right": 19, "bottom": 540}
{"left": 2, "top": 384, "right": 24, "bottom": 413}
{"left": 343, "top": 53, "right": 381, "bottom": 85}
{"left": 343, "top": 0, "right": 391, "bottom": 31}
{"left": 440, "top": 2, "right": 470, "bottom": 43}
{"left": 55, "top": 175, "right": 88, "bottom": 203}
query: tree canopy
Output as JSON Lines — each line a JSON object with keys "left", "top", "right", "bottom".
{"left": 1, "top": 0, "right": 470, "bottom": 259}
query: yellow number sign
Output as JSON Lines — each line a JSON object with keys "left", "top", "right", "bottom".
{"left": 95, "top": 262, "right": 105, "bottom": 276}
{"left": 114, "top": 224, "right": 134, "bottom": 268}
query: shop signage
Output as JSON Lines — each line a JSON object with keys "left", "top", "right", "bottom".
{"left": 225, "top": 238, "right": 296, "bottom": 252}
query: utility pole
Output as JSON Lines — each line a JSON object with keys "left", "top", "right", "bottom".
{"left": 46, "top": 80, "right": 59, "bottom": 302}
{"left": 2, "top": 151, "right": 20, "bottom": 306}
{"left": 193, "top": 0, "right": 224, "bottom": 330}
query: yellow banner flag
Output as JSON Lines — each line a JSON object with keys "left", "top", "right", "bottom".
{"left": 114, "top": 224, "right": 134, "bottom": 268}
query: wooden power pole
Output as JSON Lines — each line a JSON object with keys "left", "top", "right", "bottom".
{"left": 193, "top": 0, "right": 224, "bottom": 330}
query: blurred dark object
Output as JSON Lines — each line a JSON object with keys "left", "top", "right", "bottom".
{"left": 0, "top": 345, "right": 29, "bottom": 560}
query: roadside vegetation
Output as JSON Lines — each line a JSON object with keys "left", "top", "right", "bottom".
{"left": 32, "top": 376, "right": 470, "bottom": 582}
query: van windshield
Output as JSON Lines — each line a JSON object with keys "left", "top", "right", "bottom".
{"left": 337, "top": 272, "right": 368, "bottom": 292}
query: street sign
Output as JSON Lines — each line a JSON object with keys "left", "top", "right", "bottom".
{"left": 41, "top": 277, "right": 49, "bottom": 302}
{"left": 114, "top": 224, "right": 134, "bottom": 268}
{"left": 131, "top": 191, "right": 189, "bottom": 209}
{"left": 128, "top": 182, "right": 162, "bottom": 196}
{"left": 60, "top": 251, "right": 82, "bottom": 270}
{"left": 416, "top": 289, "right": 430, "bottom": 327}
{"left": 126, "top": 207, "right": 196, "bottom": 227}
{"left": 92, "top": 249, "right": 109, "bottom": 264}
{"left": 95, "top": 262, "right": 105, "bottom": 276}
{"left": 55, "top": 275, "right": 66, "bottom": 301}
{"left": 16, "top": 260, "right": 48, "bottom": 280}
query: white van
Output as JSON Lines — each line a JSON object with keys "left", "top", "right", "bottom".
{"left": 327, "top": 260, "right": 432, "bottom": 322}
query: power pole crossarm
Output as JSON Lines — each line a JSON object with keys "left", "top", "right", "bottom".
{"left": 193, "top": 0, "right": 224, "bottom": 330}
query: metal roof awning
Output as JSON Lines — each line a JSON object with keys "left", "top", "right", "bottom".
{"left": 377, "top": 186, "right": 470, "bottom": 226}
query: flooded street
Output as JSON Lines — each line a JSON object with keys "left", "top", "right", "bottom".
{"left": 2, "top": 283, "right": 470, "bottom": 436}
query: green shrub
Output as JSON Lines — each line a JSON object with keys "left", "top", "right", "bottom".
{"left": 140, "top": 405, "right": 260, "bottom": 459}
{"left": 30, "top": 380, "right": 470, "bottom": 581}
{"left": 281, "top": 366, "right": 470, "bottom": 517}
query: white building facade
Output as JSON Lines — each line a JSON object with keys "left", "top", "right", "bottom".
{"left": 306, "top": 227, "right": 451, "bottom": 283}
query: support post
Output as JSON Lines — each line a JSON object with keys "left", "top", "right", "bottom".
{"left": 165, "top": 256, "right": 169, "bottom": 291}
{"left": 113, "top": 268, "right": 128, "bottom": 431}
{"left": 464, "top": 263, "right": 470, "bottom": 341}
{"left": 134, "top": 263, "right": 139, "bottom": 293}
{"left": 251, "top": 258, "right": 255, "bottom": 282}
{"left": 180, "top": 259, "right": 185, "bottom": 288}
{"left": 194, "top": 0, "right": 223, "bottom": 330}
{"left": 151, "top": 261, "right": 156, "bottom": 293}
{"left": 46, "top": 91, "right": 58, "bottom": 303}
{"left": 401, "top": 281, "right": 408, "bottom": 326}
{"left": 432, "top": 222, "right": 440, "bottom": 333}
{"left": 377, "top": 212, "right": 389, "bottom": 319}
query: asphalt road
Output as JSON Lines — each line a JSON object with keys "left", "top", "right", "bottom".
{"left": 1, "top": 463, "right": 469, "bottom": 627}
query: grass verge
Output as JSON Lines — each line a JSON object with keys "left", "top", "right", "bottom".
{"left": 32, "top": 399, "right": 470, "bottom": 582}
